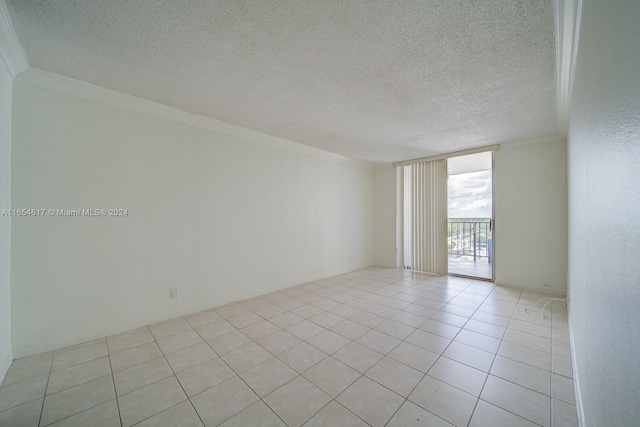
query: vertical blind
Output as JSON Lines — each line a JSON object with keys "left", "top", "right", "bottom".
{"left": 395, "top": 144, "right": 499, "bottom": 275}
{"left": 404, "top": 160, "right": 448, "bottom": 275}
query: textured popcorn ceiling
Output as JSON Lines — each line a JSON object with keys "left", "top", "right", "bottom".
{"left": 7, "top": 0, "right": 558, "bottom": 163}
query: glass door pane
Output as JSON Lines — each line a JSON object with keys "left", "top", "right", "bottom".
{"left": 447, "top": 152, "right": 493, "bottom": 280}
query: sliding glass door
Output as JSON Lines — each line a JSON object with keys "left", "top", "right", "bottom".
{"left": 447, "top": 152, "right": 494, "bottom": 280}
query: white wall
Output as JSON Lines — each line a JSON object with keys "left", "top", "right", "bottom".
{"left": 373, "top": 165, "right": 396, "bottom": 268}
{"left": 372, "top": 138, "right": 568, "bottom": 291}
{"left": 494, "top": 137, "right": 568, "bottom": 293}
{"left": 567, "top": 0, "right": 640, "bottom": 425}
{"left": 0, "top": 53, "right": 13, "bottom": 381}
{"left": 11, "top": 69, "right": 374, "bottom": 357}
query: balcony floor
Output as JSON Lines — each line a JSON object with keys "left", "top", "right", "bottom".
{"left": 448, "top": 256, "right": 492, "bottom": 279}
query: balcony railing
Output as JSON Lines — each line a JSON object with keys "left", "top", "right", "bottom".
{"left": 448, "top": 218, "right": 492, "bottom": 263}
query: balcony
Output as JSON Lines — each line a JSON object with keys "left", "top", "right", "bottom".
{"left": 448, "top": 218, "right": 492, "bottom": 279}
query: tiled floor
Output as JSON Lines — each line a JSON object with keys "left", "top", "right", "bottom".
{"left": 0, "top": 268, "right": 578, "bottom": 427}
{"left": 448, "top": 257, "right": 492, "bottom": 279}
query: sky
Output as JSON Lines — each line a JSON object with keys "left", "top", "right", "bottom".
{"left": 448, "top": 170, "right": 492, "bottom": 218}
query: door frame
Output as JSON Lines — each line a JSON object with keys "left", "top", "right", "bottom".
{"left": 446, "top": 153, "right": 495, "bottom": 282}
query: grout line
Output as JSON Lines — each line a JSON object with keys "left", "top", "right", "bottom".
{"left": 7, "top": 268, "right": 577, "bottom": 426}
{"left": 105, "top": 352, "right": 123, "bottom": 427}
{"left": 36, "top": 351, "right": 54, "bottom": 427}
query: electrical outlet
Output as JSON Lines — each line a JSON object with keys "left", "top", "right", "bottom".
{"left": 170, "top": 288, "right": 178, "bottom": 299}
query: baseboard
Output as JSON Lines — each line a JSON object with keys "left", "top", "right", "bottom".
{"left": 12, "top": 263, "right": 374, "bottom": 358}
{"left": 493, "top": 281, "right": 567, "bottom": 297}
{"left": 568, "top": 316, "right": 586, "bottom": 426}
{"left": 0, "top": 349, "right": 13, "bottom": 383}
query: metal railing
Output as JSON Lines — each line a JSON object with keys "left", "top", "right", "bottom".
{"left": 448, "top": 218, "right": 492, "bottom": 263}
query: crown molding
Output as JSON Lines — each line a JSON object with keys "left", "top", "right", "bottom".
{"left": 556, "top": 0, "right": 583, "bottom": 136}
{"left": 392, "top": 144, "right": 500, "bottom": 168}
{"left": 499, "top": 134, "right": 565, "bottom": 149}
{"left": 0, "top": 0, "right": 28, "bottom": 77}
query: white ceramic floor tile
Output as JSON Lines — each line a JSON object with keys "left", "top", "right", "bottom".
{"left": 430, "top": 311, "right": 469, "bottom": 328}
{"left": 47, "top": 356, "right": 112, "bottom": 395}
{"left": 117, "top": 376, "right": 186, "bottom": 427}
{"left": 302, "top": 356, "right": 361, "bottom": 398}
{"left": 552, "top": 339, "right": 572, "bottom": 358}
{"left": 469, "top": 399, "right": 538, "bottom": 427}
{"left": 503, "top": 329, "right": 551, "bottom": 353}
{"left": 226, "top": 312, "right": 263, "bottom": 329}
{"left": 552, "top": 398, "right": 579, "bottom": 427}
{"left": 508, "top": 318, "right": 551, "bottom": 338}
{"left": 442, "top": 341, "right": 495, "bottom": 372}
{"left": 386, "top": 400, "right": 454, "bottom": 426}
{"left": 176, "top": 357, "right": 235, "bottom": 397}
{"left": 471, "top": 311, "right": 510, "bottom": 328}
{"left": 552, "top": 373, "right": 576, "bottom": 405}
{"left": 427, "top": 357, "right": 487, "bottom": 396}
{"left": 464, "top": 319, "right": 506, "bottom": 339}
{"left": 374, "top": 319, "right": 416, "bottom": 340}
{"left": 333, "top": 342, "right": 383, "bottom": 374}
{"left": 258, "top": 330, "right": 302, "bottom": 355}
{"left": 136, "top": 400, "right": 203, "bottom": 427}
{"left": 0, "top": 398, "right": 43, "bottom": 427}
{"left": 420, "top": 320, "right": 461, "bottom": 339}
{"left": 349, "top": 311, "right": 385, "bottom": 328}
{"left": 164, "top": 342, "right": 217, "bottom": 373}
{"left": 148, "top": 318, "right": 192, "bottom": 340}
{"left": 240, "top": 320, "right": 281, "bottom": 341}
{"left": 194, "top": 319, "right": 236, "bottom": 341}
{"left": 156, "top": 330, "right": 203, "bottom": 355}
{"left": 239, "top": 357, "right": 298, "bottom": 397}
{"left": 264, "top": 376, "right": 331, "bottom": 427}
{"left": 405, "top": 329, "right": 451, "bottom": 354}
{"left": 183, "top": 309, "right": 222, "bottom": 329}
{"left": 490, "top": 356, "right": 550, "bottom": 395}
{"left": 336, "top": 376, "right": 404, "bottom": 427}
{"left": 356, "top": 330, "right": 401, "bottom": 355}
{"left": 306, "top": 330, "right": 351, "bottom": 354}
{"left": 215, "top": 304, "right": 250, "bottom": 318}
{"left": 391, "top": 311, "right": 429, "bottom": 328}
{"left": 113, "top": 357, "right": 173, "bottom": 396}
{"left": 365, "top": 356, "right": 423, "bottom": 397}
{"left": 552, "top": 354, "right": 574, "bottom": 378}
{"left": 207, "top": 331, "right": 253, "bottom": 355}
{"left": 52, "top": 341, "right": 108, "bottom": 372}
{"left": 270, "top": 312, "right": 305, "bottom": 329}
{"left": 409, "top": 375, "right": 477, "bottom": 427}
{"left": 302, "top": 401, "right": 367, "bottom": 427}
{"left": 277, "top": 342, "right": 328, "bottom": 373}
{"left": 387, "top": 342, "right": 439, "bottom": 373}
{"left": 497, "top": 341, "right": 551, "bottom": 371}
{"left": 47, "top": 399, "right": 120, "bottom": 427}
{"left": 2, "top": 269, "right": 574, "bottom": 427}
{"left": 253, "top": 304, "right": 287, "bottom": 319}
{"left": 220, "top": 401, "right": 285, "bottom": 427}
{"left": 106, "top": 327, "right": 154, "bottom": 355}
{"left": 110, "top": 342, "right": 163, "bottom": 373}
{"left": 2, "top": 352, "right": 53, "bottom": 386}
{"left": 41, "top": 376, "right": 115, "bottom": 426}
{"left": 480, "top": 375, "right": 550, "bottom": 427}
{"left": 286, "top": 320, "right": 326, "bottom": 340}
{"left": 291, "top": 304, "right": 324, "bottom": 319}
{"left": 454, "top": 330, "right": 501, "bottom": 353}
{"left": 330, "top": 320, "right": 371, "bottom": 340}
{"left": 190, "top": 376, "right": 259, "bottom": 426}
